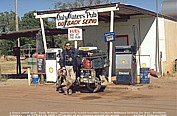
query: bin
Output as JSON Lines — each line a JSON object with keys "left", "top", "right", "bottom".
{"left": 32, "top": 74, "right": 38, "bottom": 84}
{"left": 140, "top": 68, "right": 150, "bottom": 84}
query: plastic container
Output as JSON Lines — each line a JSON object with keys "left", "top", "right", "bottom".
{"left": 32, "top": 74, "right": 38, "bottom": 84}
{"left": 140, "top": 68, "right": 150, "bottom": 84}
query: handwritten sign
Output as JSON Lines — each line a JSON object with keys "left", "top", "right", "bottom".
{"left": 68, "top": 28, "right": 82, "bottom": 41}
{"left": 56, "top": 10, "right": 98, "bottom": 28}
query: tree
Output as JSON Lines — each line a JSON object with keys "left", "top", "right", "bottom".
{"left": 20, "top": 11, "right": 41, "bottom": 30}
{"left": 0, "top": 40, "right": 15, "bottom": 56}
{"left": 0, "top": 11, "right": 16, "bottom": 32}
{"left": 19, "top": 11, "right": 41, "bottom": 51}
{"left": 54, "top": 0, "right": 111, "bottom": 9}
{"left": 0, "top": 11, "right": 17, "bottom": 56}
{"left": 19, "top": 11, "right": 51, "bottom": 51}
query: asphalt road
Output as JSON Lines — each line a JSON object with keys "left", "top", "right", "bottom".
{"left": 0, "top": 77, "right": 176, "bottom": 116}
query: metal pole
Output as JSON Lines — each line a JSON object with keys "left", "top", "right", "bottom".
{"left": 40, "top": 18, "right": 47, "bottom": 52}
{"left": 28, "top": 44, "right": 31, "bottom": 58}
{"left": 15, "top": 0, "right": 21, "bottom": 75}
{"left": 74, "top": 41, "right": 77, "bottom": 49}
{"left": 0, "top": 63, "right": 1, "bottom": 80}
{"left": 155, "top": 0, "right": 160, "bottom": 74}
{"left": 108, "top": 10, "right": 114, "bottom": 83}
{"left": 28, "top": 67, "right": 31, "bottom": 86}
{"left": 15, "top": 0, "right": 20, "bottom": 46}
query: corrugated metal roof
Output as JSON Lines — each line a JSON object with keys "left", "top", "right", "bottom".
{"left": 0, "top": 28, "right": 67, "bottom": 40}
{"left": 36, "top": 2, "right": 177, "bottom": 22}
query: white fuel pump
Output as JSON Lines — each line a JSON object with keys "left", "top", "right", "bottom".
{"left": 46, "top": 48, "right": 62, "bottom": 82}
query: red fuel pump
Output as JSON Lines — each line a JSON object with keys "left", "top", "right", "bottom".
{"left": 36, "top": 54, "right": 46, "bottom": 74}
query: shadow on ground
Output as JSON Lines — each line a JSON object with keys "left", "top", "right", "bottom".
{"left": 0, "top": 74, "right": 28, "bottom": 79}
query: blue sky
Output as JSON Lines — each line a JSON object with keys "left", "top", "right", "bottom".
{"left": 0, "top": 0, "right": 163, "bottom": 17}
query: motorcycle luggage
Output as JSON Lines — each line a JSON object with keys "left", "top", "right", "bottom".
{"left": 81, "top": 58, "right": 92, "bottom": 69}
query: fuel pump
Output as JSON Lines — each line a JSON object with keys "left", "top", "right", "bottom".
{"left": 36, "top": 54, "right": 46, "bottom": 74}
{"left": 115, "top": 46, "right": 137, "bottom": 84}
{"left": 36, "top": 54, "right": 46, "bottom": 84}
{"left": 45, "top": 48, "right": 62, "bottom": 82}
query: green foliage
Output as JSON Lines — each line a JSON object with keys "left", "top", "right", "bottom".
{"left": 0, "top": 11, "right": 17, "bottom": 55}
{"left": 19, "top": 11, "right": 41, "bottom": 51}
{"left": 54, "top": 0, "right": 111, "bottom": 9}
{"left": 0, "top": 11, "right": 16, "bottom": 32}
{"left": 20, "top": 11, "right": 40, "bottom": 30}
{"left": 54, "top": 34, "right": 68, "bottom": 49}
{"left": 0, "top": 40, "right": 15, "bottom": 55}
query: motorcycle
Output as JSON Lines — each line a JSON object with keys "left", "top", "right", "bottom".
{"left": 56, "top": 49, "right": 109, "bottom": 93}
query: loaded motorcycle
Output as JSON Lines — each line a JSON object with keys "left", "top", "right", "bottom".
{"left": 56, "top": 49, "right": 109, "bottom": 93}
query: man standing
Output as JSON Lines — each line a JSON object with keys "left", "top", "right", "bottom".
{"left": 60, "top": 41, "right": 78, "bottom": 95}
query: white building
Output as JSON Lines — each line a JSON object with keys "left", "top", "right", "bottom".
{"left": 35, "top": 3, "right": 177, "bottom": 80}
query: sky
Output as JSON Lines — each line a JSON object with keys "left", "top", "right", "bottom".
{"left": 0, "top": 0, "right": 164, "bottom": 18}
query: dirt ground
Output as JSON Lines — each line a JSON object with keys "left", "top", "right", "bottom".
{"left": 0, "top": 75, "right": 177, "bottom": 116}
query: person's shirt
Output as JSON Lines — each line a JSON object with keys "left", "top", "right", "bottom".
{"left": 62, "top": 48, "right": 78, "bottom": 66}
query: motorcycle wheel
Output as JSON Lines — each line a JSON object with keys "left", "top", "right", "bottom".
{"left": 86, "top": 77, "right": 101, "bottom": 93}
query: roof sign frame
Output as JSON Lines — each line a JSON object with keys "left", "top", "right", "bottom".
{"left": 56, "top": 10, "right": 98, "bottom": 28}
{"left": 34, "top": 6, "right": 119, "bottom": 19}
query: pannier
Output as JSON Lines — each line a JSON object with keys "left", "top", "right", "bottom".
{"left": 78, "top": 49, "right": 109, "bottom": 69}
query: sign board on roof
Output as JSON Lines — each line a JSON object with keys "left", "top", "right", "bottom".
{"left": 68, "top": 28, "right": 82, "bottom": 41}
{"left": 56, "top": 10, "right": 98, "bottom": 28}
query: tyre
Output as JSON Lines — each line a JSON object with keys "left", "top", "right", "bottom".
{"left": 86, "top": 77, "right": 101, "bottom": 93}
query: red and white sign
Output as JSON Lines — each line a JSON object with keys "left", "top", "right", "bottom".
{"left": 56, "top": 10, "right": 98, "bottom": 28}
{"left": 68, "top": 28, "right": 82, "bottom": 41}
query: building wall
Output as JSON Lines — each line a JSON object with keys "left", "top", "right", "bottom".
{"left": 163, "top": 19, "right": 177, "bottom": 74}
{"left": 83, "top": 15, "right": 176, "bottom": 75}
{"left": 83, "top": 23, "right": 109, "bottom": 52}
